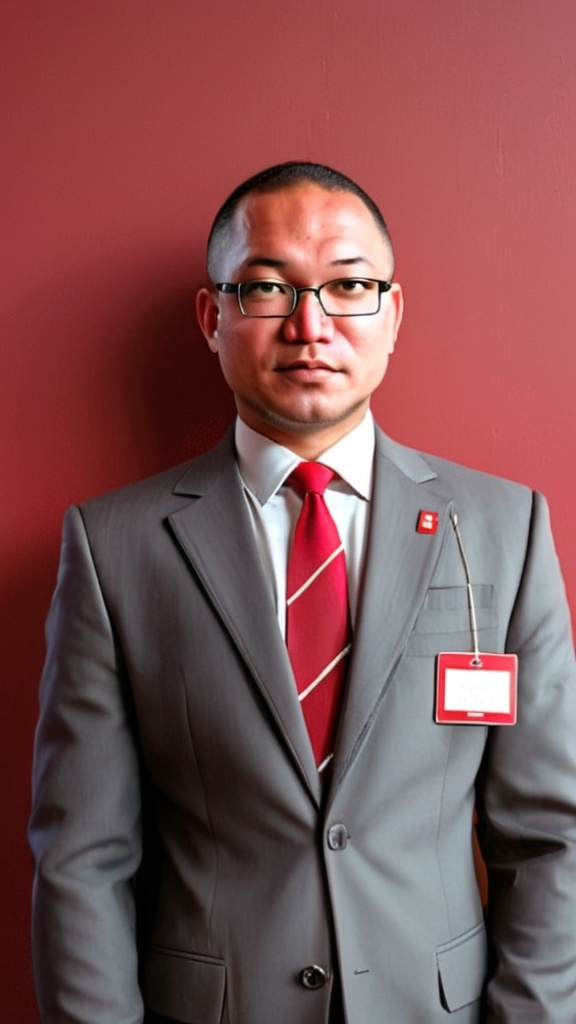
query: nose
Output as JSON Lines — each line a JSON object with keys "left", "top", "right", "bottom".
{"left": 281, "top": 289, "right": 335, "bottom": 345}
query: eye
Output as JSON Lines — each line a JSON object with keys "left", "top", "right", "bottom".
{"left": 334, "top": 278, "right": 373, "bottom": 292}
{"left": 324, "top": 278, "right": 377, "bottom": 300}
{"left": 242, "top": 279, "right": 289, "bottom": 297}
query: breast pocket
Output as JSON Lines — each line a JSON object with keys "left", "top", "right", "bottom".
{"left": 405, "top": 585, "right": 498, "bottom": 657}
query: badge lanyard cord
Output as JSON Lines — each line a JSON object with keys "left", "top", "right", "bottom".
{"left": 450, "top": 510, "right": 483, "bottom": 668}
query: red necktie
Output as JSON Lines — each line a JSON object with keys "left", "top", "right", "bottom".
{"left": 286, "top": 462, "right": 352, "bottom": 773}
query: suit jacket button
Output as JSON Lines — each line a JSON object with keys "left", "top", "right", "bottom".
{"left": 327, "top": 823, "right": 349, "bottom": 850}
{"left": 300, "top": 965, "right": 329, "bottom": 989}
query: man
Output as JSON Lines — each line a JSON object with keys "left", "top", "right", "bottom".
{"left": 29, "top": 162, "right": 576, "bottom": 1023}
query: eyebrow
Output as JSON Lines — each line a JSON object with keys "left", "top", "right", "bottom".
{"left": 244, "top": 255, "right": 375, "bottom": 269}
{"left": 245, "top": 257, "right": 287, "bottom": 269}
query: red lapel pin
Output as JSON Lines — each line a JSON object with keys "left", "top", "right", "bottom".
{"left": 417, "top": 510, "right": 439, "bottom": 534}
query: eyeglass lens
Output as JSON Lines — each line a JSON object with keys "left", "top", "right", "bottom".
{"left": 238, "top": 278, "right": 383, "bottom": 317}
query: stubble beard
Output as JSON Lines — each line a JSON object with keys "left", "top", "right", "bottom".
{"left": 240, "top": 391, "right": 370, "bottom": 437}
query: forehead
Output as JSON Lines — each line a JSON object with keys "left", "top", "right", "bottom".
{"left": 218, "top": 183, "right": 391, "bottom": 278}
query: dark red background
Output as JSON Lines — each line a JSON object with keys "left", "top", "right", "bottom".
{"left": 2, "top": 2, "right": 575, "bottom": 1018}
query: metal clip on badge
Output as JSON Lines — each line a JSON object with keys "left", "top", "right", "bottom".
{"left": 450, "top": 510, "right": 482, "bottom": 668}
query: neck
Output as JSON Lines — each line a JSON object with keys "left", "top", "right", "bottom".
{"left": 237, "top": 407, "right": 370, "bottom": 460}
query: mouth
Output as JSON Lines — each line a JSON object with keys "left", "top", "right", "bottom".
{"left": 276, "top": 360, "right": 339, "bottom": 381}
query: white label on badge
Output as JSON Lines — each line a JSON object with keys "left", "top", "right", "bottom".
{"left": 444, "top": 668, "right": 511, "bottom": 713}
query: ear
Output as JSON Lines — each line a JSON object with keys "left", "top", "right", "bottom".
{"left": 387, "top": 282, "right": 404, "bottom": 352}
{"left": 196, "top": 287, "right": 220, "bottom": 352}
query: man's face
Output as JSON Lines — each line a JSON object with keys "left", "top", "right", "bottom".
{"left": 196, "top": 183, "right": 403, "bottom": 457}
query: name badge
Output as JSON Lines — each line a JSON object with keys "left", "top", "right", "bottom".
{"left": 436, "top": 652, "right": 517, "bottom": 725}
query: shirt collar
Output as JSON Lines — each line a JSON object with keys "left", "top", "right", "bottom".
{"left": 235, "top": 412, "right": 375, "bottom": 506}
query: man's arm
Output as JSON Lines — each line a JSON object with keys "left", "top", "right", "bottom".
{"left": 477, "top": 491, "right": 576, "bottom": 1022}
{"left": 29, "top": 505, "right": 144, "bottom": 1024}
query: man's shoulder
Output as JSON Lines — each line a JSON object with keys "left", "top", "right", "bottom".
{"left": 376, "top": 427, "right": 533, "bottom": 500}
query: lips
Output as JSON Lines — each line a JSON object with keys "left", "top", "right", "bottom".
{"left": 275, "top": 361, "right": 340, "bottom": 385}
{"left": 277, "top": 360, "right": 337, "bottom": 373}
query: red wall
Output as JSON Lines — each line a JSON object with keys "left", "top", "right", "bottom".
{"left": 2, "top": 2, "right": 575, "bottom": 1018}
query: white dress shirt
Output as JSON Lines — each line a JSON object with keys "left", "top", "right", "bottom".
{"left": 235, "top": 412, "right": 375, "bottom": 638}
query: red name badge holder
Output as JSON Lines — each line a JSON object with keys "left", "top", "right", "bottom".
{"left": 436, "top": 651, "right": 517, "bottom": 725}
{"left": 435, "top": 512, "right": 518, "bottom": 726}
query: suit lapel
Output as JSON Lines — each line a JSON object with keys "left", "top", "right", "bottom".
{"left": 330, "top": 430, "right": 452, "bottom": 792}
{"left": 167, "top": 434, "right": 321, "bottom": 804}
{"left": 165, "top": 427, "right": 453, "bottom": 805}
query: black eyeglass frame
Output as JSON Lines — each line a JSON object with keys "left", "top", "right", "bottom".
{"left": 214, "top": 278, "right": 393, "bottom": 318}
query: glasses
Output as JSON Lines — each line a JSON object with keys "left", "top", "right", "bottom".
{"left": 215, "top": 277, "right": 392, "bottom": 318}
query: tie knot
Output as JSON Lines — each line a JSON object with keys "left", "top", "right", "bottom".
{"left": 287, "top": 461, "right": 336, "bottom": 497}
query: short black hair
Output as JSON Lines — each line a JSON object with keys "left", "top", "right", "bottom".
{"left": 206, "top": 160, "right": 394, "bottom": 281}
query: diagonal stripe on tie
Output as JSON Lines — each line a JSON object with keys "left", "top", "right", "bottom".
{"left": 286, "top": 462, "right": 352, "bottom": 773}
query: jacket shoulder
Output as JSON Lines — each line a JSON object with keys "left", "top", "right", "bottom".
{"left": 376, "top": 427, "right": 534, "bottom": 505}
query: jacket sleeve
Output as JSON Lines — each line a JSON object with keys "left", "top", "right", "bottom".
{"left": 477, "top": 491, "right": 576, "bottom": 1023}
{"left": 28, "top": 505, "right": 145, "bottom": 1024}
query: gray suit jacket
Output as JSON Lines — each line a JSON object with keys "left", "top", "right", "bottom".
{"left": 29, "top": 426, "right": 576, "bottom": 1024}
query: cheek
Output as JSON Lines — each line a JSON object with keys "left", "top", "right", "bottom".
{"left": 214, "top": 343, "right": 243, "bottom": 388}
{"left": 367, "top": 350, "right": 392, "bottom": 388}
{"left": 214, "top": 329, "right": 268, "bottom": 386}
{"left": 369, "top": 315, "right": 398, "bottom": 365}
{"left": 349, "top": 329, "right": 393, "bottom": 376}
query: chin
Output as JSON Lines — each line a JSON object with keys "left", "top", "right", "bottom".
{"left": 263, "top": 402, "right": 363, "bottom": 434}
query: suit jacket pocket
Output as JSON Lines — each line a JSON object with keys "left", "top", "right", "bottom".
{"left": 436, "top": 921, "right": 487, "bottom": 1012}
{"left": 144, "top": 945, "right": 226, "bottom": 1024}
{"left": 405, "top": 585, "right": 498, "bottom": 657}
